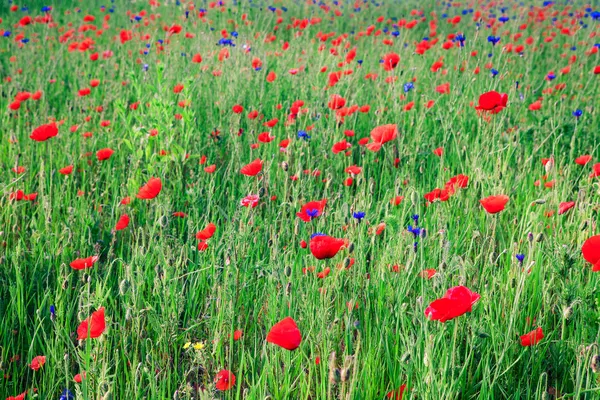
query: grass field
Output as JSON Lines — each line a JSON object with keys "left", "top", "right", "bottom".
{"left": 1, "top": 0, "right": 600, "bottom": 399}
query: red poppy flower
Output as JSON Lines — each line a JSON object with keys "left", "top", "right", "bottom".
{"left": 74, "top": 372, "right": 86, "bottom": 383}
{"left": 240, "top": 159, "right": 263, "bottom": 176}
{"left": 196, "top": 223, "right": 216, "bottom": 240}
{"left": 240, "top": 194, "right": 259, "bottom": 208}
{"left": 266, "top": 71, "right": 277, "bottom": 82}
{"left": 391, "top": 196, "right": 404, "bottom": 206}
{"left": 345, "top": 165, "right": 362, "bottom": 175}
{"left": 589, "top": 163, "right": 600, "bottom": 178}
{"left": 366, "top": 124, "right": 398, "bottom": 152}
{"left": 475, "top": 91, "right": 508, "bottom": 114}
{"left": 332, "top": 139, "right": 352, "bottom": 154}
{"left": 70, "top": 255, "right": 99, "bottom": 270}
{"left": 136, "top": 177, "right": 162, "bottom": 199}
{"left": 266, "top": 317, "right": 302, "bottom": 350}
{"left": 425, "top": 285, "right": 480, "bottom": 322}
{"left": 582, "top": 235, "right": 600, "bottom": 272}
{"left": 558, "top": 201, "right": 575, "bottom": 215}
{"left": 233, "top": 330, "right": 243, "bottom": 341}
{"left": 77, "top": 307, "right": 106, "bottom": 340}
{"left": 433, "top": 147, "right": 444, "bottom": 157}
{"left": 204, "top": 164, "right": 216, "bottom": 173}
{"left": 30, "top": 122, "right": 58, "bottom": 141}
{"left": 115, "top": 215, "right": 130, "bottom": 231}
{"left": 575, "top": 155, "right": 592, "bottom": 165}
{"left": 232, "top": 104, "right": 244, "bottom": 113}
{"left": 214, "top": 370, "right": 236, "bottom": 391}
{"left": 328, "top": 94, "right": 346, "bottom": 110}
{"left": 480, "top": 195, "right": 509, "bottom": 214}
{"left": 258, "top": 132, "right": 275, "bottom": 143}
{"left": 297, "top": 199, "right": 327, "bottom": 222}
{"left": 58, "top": 165, "right": 73, "bottom": 175}
{"left": 96, "top": 148, "right": 114, "bottom": 161}
{"left": 386, "top": 384, "right": 407, "bottom": 400}
{"left": 30, "top": 356, "right": 46, "bottom": 371}
{"left": 519, "top": 327, "right": 544, "bottom": 346}
{"left": 309, "top": 234, "right": 346, "bottom": 260}
{"left": 7, "top": 391, "right": 28, "bottom": 400}
{"left": 381, "top": 52, "right": 400, "bottom": 71}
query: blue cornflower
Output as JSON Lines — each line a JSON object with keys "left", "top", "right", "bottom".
{"left": 3, "top": 31, "right": 12, "bottom": 37}
{"left": 499, "top": 16, "right": 509, "bottom": 23}
{"left": 311, "top": 232, "right": 326, "bottom": 239}
{"left": 455, "top": 33, "right": 465, "bottom": 46}
{"left": 217, "top": 38, "right": 235, "bottom": 46}
{"left": 41, "top": 6, "right": 52, "bottom": 12}
{"left": 352, "top": 211, "right": 365, "bottom": 222}
{"left": 408, "top": 225, "right": 422, "bottom": 237}
{"left": 357, "top": 59, "right": 363, "bottom": 65}
{"left": 546, "top": 72, "right": 556, "bottom": 80}
{"left": 297, "top": 130, "right": 311, "bottom": 140}
{"left": 231, "top": 31, "right": 239, "bottom": 37}
{"left": 516, "top": 254, "right": 525, "bottom": 264}
{"left": 487, "top": 35, "right": 500, "bottom": 45}
{"left": 573, "top": 109, "right": 583, "bottom": 118}
{"left": 411, "top": 214, "right": 419, "bottom": 225}
{"left": 143, "top": 64, "right": 149, "bottom": 72}
{"left": 306, "top": 209, "right": 320, "bottom": 219}
{"left": 491, "top": 69, "right": 499, "bottom": 77}
{"left": 134, "top": 15, "right": 142, "bottom": 21}
{"left": 50, "top": 305, "right": 56, "bottom": 320}
{"left": 403, "top": 82, "right": 414, "bottom": 93}
{"left": 391, "top": 31, "right": 400, "bottom": 37}
{"left": 59, "top": 389, "right": 74, "bottom": 400}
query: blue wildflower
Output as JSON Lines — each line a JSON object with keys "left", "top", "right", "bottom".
{"left": 352, "top": 211, "right": 365, "bottom": 222}
{"left": 403, "top": 82, "right": 414, "bottom": 93}
{"left": 516, "top": 254, "right": 525, "bottom": 263}
{"left": 3, "top": 31, "right": 11, "bottom": 37}
{"left": 573, "top": 109, "right": 583, "bottom": 118}
{"left": 546, "top": 72, "right": 555, "bottom": 80}
{"left": 411, "top": 214, "right": 419, "bottom": 225}
{"left": 59, "top": 389, "right": 74, "bottom": 400}
{"left": 306, "top": 209, "right": 320, "bottom": 219}
{"left": 491, "top": 69, "right": 499, "bottom": 77}
{"left": 297, "top": 130, "right": 311, "bottom": 140}
{"left": 487, "top": 35, "right": 500, "bottom": 45}
{"left": 311, "top": 232, "right": 326, "bottom": 239}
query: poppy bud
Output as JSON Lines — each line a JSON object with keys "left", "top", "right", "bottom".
{"left": 125, "top": 308, "right": 132, "bottom": 321}
{"left": 562, "top": 305, "right": 572, "bottom": 320}
{"left": 285, "top": 282, "right": 291, "bottom": 296}
{"left": 527, "top": 232, "right": 534, "bottom": 242}
{"left": 536, "top": 233, "right": 544, "bottom": 243}
{"left": 348, "top": 243, "right": 354, "bottom": 253}
{"left": 284, "top": 266, "right": 291, "bottom": 276}
{"left": 591, "top": 355, "right": 600, "bottom": 373}
{"left": 119, "top": 279, "right": 130, "bottom": 295}
{"left": 281, "top": 161, "right": 288, "bottom": 171}
{"left": 258, "top": 187, "right": 266, "bottom": 197}
{"left": 580, "top": 220, "right": 589, "bottom": 231}
{"left": 410, "top": 190, "right": 419, "bottom": 206}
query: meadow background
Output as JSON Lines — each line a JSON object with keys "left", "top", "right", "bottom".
{"left": 1, "top": 0, "right": 600, "bottom": 399}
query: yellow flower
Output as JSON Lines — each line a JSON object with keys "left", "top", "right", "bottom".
{"left": 183, "top": 342, "right": 191, "bottom": 349}
{"left": 192, "top": 342, "right": 205, "bottom": 350}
